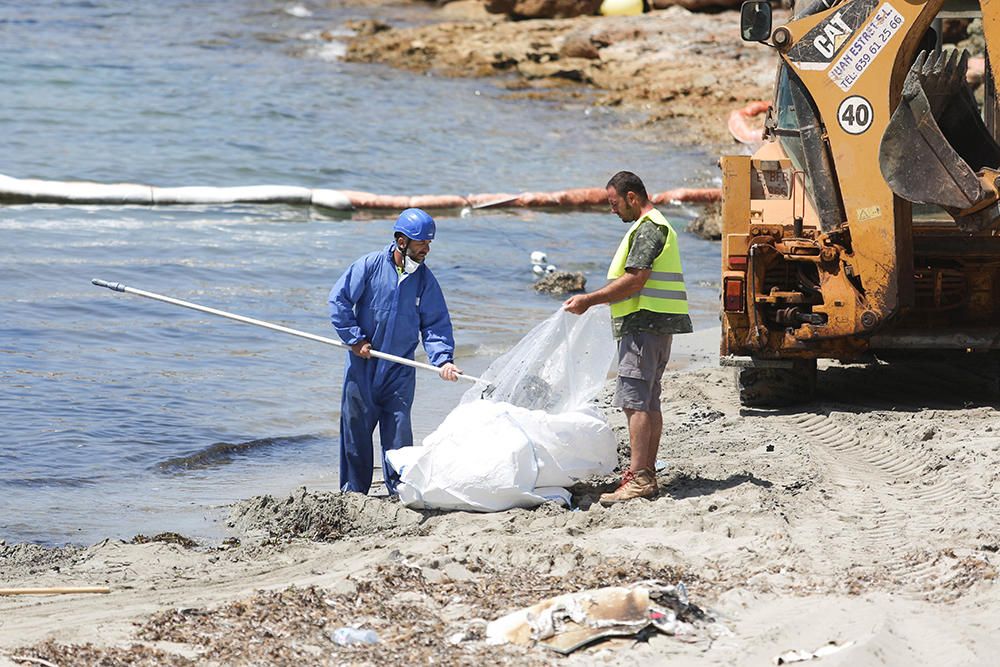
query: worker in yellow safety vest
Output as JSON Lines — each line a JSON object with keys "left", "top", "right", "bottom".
{"left": 564, "top": 171, "right": 692, "bottom": 504}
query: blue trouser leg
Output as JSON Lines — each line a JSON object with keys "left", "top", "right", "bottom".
{"left": 376, "top": 367, "right": 416, "bottom": 495}
{"left": 378, "top": 395, "right": 414, "bottom": 495}
{"left": 339, "top": 372, "right": 379, "bottom": 494}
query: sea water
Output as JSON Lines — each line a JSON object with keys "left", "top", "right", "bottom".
{"left": 0, "top": 0, "right": 721, "bottom": 545}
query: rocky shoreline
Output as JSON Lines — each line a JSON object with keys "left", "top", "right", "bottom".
{"left": 342, "top": 3, "right": 776, "bottom": 153}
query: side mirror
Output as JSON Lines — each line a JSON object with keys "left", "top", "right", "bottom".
{"left": 740, "top": 1, "right": 772, "bottom": 42}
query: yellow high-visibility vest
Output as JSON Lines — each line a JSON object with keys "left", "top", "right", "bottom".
{"left": 607, "top": 208, "right": 689, "bottom": 319}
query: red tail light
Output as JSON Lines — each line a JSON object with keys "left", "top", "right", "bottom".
{"left": 728, "top": 255, "right": 748, "bottom": 269}
{"left": 724, "top": 277, "right": 745, "bottom": 312}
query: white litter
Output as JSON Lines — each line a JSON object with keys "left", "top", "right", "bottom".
{"left": 530, "top": 251, "right": 548, "bottom": 265}
{"left": 485, "top": 582, "right": 697, "bottom": 654}
{"left": 386, "top": 307, "right": 617, "bottom": 512}
{"left": 774, "top": 641, "right": 856, "bottom": 664}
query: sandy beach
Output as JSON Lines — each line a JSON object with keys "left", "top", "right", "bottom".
{"left": 4, "top": 327, "right": 1000, "bottom": 665}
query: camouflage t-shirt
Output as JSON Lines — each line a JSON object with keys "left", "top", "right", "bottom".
{"left": 612, "top": 219, "right": 694, "bottom": 339}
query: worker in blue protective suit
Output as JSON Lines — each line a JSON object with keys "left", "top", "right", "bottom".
{"left": 329, "top": 208, "right": 461, "bottom": 495}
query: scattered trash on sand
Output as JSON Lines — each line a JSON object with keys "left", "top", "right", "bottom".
{"left": 485, "top": 581, "right": 713, "bottom": 654}
{"left": 331, "top": 627, "right": 379, "bottom": 646}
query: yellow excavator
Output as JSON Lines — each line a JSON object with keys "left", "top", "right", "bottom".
{"left": 721, "top": 0, "right": 1000, "bottom": 405}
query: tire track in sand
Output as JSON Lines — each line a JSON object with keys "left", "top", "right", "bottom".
{"left": 786, "top": 406, "right": 994, "bottom": 596}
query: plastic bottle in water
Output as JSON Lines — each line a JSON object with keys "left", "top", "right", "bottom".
{"left": 331, "top": 627, "right": 379, "bottom": 646}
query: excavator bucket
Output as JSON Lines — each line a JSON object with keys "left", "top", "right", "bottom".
{"left": 879, "top": 49, "right": 1000, "bottom": 213}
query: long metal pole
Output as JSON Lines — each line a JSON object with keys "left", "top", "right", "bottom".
{"left": 91, "top": 279, "right": 490, "bottom": 386}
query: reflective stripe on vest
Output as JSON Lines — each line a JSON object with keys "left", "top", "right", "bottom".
{"left": 607, "top": 208, "right": 689, "bottom": 319}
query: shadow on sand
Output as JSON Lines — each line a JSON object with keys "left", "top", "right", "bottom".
{"left": 570, "top": 472, "right": 772, "bottom": 509}
{"left": 740, "top": 356, "right": 1000, "bottom": 417}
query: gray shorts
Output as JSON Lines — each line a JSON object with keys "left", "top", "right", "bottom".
{"left": 612, "top": 332, "right": 673, "bottom": 412}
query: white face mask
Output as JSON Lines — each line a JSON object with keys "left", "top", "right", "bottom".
{"left": 403, "top": 254, "right": 421, "bottom": 274}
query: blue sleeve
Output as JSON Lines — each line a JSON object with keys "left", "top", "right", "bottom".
{"left": 418, "top": 269, "right": 455, "bottom": 367}
{"left": 329, "top": 257, "right": 369, "bottom": 346}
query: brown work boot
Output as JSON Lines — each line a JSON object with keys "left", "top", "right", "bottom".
{"left": 598, "top": 467, "right": 658, "bottom": 506}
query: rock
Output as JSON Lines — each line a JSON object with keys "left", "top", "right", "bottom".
{"left": 588, "top": 24, "right": 643, "bottom": 47}
{"left": 958, "top": 18, "right": 985, "bottom": 54}
{"left": 560, "top": 31, "right": 602, "bottom": 59}
{"left": 533, "top": 270, "right": 586, "bottom": 294}
{"left": 486, "top": 0, "right": 602, "bottom": 20}
{"left": 344, "top": 19, "right": 392, "bottom": 38}
{"left": 686, "top": 201, "right": 721, "bottom": 240}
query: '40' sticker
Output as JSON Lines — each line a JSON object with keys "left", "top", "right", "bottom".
{"left": 837, "top": 96, "right": 873, "bottom": 134}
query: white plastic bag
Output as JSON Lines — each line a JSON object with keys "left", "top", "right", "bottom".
{"left": 387, "top": 306, "right": 617, "bottom": 512}
{"left": 462, "top": 306, "right": 616, "bottom": 413}
{"left": 391, "top": 404, "right": 545, "bottom": 511}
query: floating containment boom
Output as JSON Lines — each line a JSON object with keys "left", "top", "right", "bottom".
{"left": 1, "top": 173, "right": 720, "bottom": 210}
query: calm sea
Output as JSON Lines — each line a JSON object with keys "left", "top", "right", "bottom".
{"left": 0, "top": 0, "right": 721, "bottom": 545}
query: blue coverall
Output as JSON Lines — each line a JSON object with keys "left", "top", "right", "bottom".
{"left": 329, "top": 243, "right": 455, "bottom": 494}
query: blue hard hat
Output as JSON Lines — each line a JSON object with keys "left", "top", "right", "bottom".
{"left": 393, "top": 208, "right": 436, "bottom": 241}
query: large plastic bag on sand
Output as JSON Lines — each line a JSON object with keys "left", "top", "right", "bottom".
{"left": 388, "top": 405, "right": 543, "bottom": 511}
{"left": 385, "top": 307, "right": 617, "bottom": 512}
{"left": 388, "top": 401, "right": 617, "bottom": 511}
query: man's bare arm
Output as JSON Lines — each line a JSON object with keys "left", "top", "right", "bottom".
{"left": 563, "top": 268, "right": 651, "bottom": 314}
